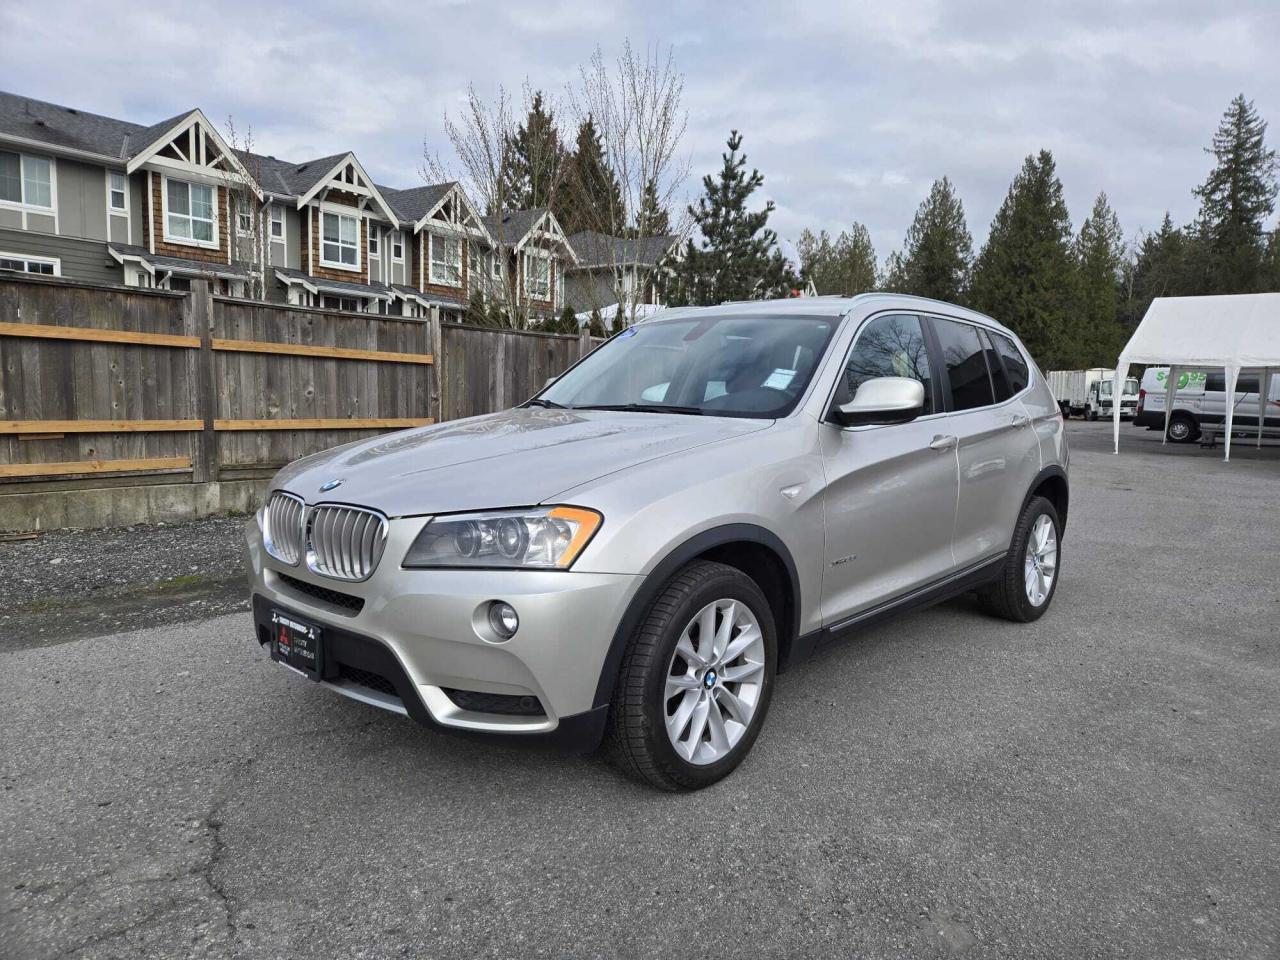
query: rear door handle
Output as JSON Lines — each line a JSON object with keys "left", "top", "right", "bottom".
{"left": 929, "top": 434, "right": 958, "bottom": 451}
{"left": 1011, "top": 415, "right": 1031, "bottom": 427}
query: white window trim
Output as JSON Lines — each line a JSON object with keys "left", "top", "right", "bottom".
{"left": 105, "top": 169, "right": 130, "bottom": 243}
{"left": 428, "top": 233, "right": 462, "bottom": 286}
{"left": 368, "top": 224, "right": 380, "bottom": 256}
{"left": 318, "top": 204, "right": 362, "bottom": 272}
{"left": 234, "top": 197, "right": 253, "bottom": 237}
{"left": 391, "top": 230, "right": 404, "bottom": 262}
{"left": 269, "top": 203, "right": 285, "bottom": 241}
{"left": 0, "top": 151, "right": 58, "bottom": 232}
{"left": 161, "top": 175, "right": 219, "bottom": 250}
{"left": 524, "top": 250, "right": 551, "bottom": 300}
{"left": 0, "top": 251, "right": 61, "bottom": 276}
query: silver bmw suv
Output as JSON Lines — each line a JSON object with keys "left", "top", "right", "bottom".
{"left": 245, "top": 295, "right": 1068, "bottom": 790}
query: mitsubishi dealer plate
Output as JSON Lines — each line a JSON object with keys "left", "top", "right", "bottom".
{"left": 271, "top": 609, "right": 323, "bottom": 676}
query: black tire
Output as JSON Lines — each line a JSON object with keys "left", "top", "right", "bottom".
{"left": 1167, "top": 414, "right": 1199, "bottom": 443}
{"left": 1087, "top": 407, "right": 1098, "bottom": 421}
{"left": 606, "top": 559, "right": 777, "bottom": 791}
{"left": 977, "top": 496, "right": 1062, "bottom": 623}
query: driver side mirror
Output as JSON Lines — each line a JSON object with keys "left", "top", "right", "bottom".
{"left": 829, "top": 376, "right": 925, "bottom": 427}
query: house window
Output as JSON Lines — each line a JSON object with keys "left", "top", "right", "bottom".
{"left": 469, "top": 246, "right": 480, "bottom": 288}
{"left": 108, "top": 172, "right": 127, "bottom": 211}
{"left": 492, "top": 256, "right": 502, "bottom": 279}
{"left": 321, "top": 211, "right": 359, "bottom": 267}
{"left": 368, "top": 225, "right": 380, "bottom": 256}
{"left": 429, "top": 234, "right": 461, "bottom": 285}
{"left": 235, "top": 197, "right": 253, "bottom": 235}
{"left": 322, "top": 295, "right": 361, "bottom": 312}
{"left": 269, "top": 204, "right": 284, "bottom": 239}
{"left": 0, "top": 151, "right": 53, "bottom": 209}
{"left": 524, "top": 252, "right": 550, "bottom": 300}
{"left": 166, "top": 179, "right": 216, "bottom": 244}
{"left": 392, "top": 231, "right": 404, "bottom": 261}
{"left": 168, "top": 276, "right": 193, "bottom": 292}
{"left": 0, "top": 253, "right": 59, "bottom": 275}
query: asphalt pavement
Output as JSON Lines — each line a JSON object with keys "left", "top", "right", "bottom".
{"left": 2, "top": 420, "right": 1277, "bottom": 959}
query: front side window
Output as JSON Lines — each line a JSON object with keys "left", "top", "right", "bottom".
{"left": 166, "top": 179, "right": 215, "bottom": 243}
{"left": 270, "top": 204, "right": 284, "bottom": 239}
{"left": 525, "top": 252, "right": 550, "bottom": 299}
{"left": 539, "top": 313, "right": 838, "bottom": 419}
{"left": 322, "top": 212, "right": 359, "bottom": 266}
{"left": 836, "top": 313, "right": 934, "bottom": 415}
{"left": 991, "top": 332, "right": 1030, "bottom": 394}
{"left": 0, "top": 152, "right": 52, "bottom": 208}
{"left": 109, "top": 172, "right": 127, "bottom": 211}
{"left": 932, "top": 318, "right": 995, "bottom": 411}
{"left": 430, "top": 234, "right": 461, "bottom": 284}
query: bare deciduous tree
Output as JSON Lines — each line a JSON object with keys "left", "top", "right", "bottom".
{"left": 569, "top": 42, "right": 690, "bottom": 326}
{"left": 221, "top": 116, "right": 269, "bottom": 300}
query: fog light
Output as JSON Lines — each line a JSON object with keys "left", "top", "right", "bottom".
{"left": 488, "top": 601, "right": 519, "bottom": 640}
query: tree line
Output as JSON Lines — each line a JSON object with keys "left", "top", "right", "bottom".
{"left": 791, "top": 95, "right": 1279, "bottom": 369}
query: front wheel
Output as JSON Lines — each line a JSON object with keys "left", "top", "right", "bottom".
{"left": 1167, "top": 414, "right": 1199, "bottom": 443}
{"left": 607, "top": 560, "right": 777, "bottom": 791}
{"left": 978, "top": 496, "right": 1061, "bottom": 623}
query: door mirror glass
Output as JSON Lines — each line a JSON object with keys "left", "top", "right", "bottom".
{"left": 830, "top": 376, "right": 925, "bottom": 427}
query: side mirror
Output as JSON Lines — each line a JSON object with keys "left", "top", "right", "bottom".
{"left": 544, "top": 376, "right": 558, "bottom": 389}
{"left": 829, "top": 376, "right": 925, "bottom": 427}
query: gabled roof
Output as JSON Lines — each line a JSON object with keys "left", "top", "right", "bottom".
{"left": 567, "top": 231, "right": 678, "bottom": 269}
{"left": 246, "top": 151, "right": 352, "bottom": 197}
{"left": 380, "top": 183, "right": 454, "bottom": 223}
{"left": 481, "top": 208, "right": 550, "bottom": 248}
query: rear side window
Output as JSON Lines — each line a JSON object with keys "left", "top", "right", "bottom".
{"left": 932, "top": 318, "right": 995, "bottom": 411}
{"left": 991, "top": 332, "right": 1030, "bottom": 394}
{"left": 981, "top": 330, "right": 1013, "bottom": 402}
{"left": 837, "top": 313, "right": 934, "bottom": 415}
{"left": 1204, "top": 373, "right": 1260, "bottom": 394}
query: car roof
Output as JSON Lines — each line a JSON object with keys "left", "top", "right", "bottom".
{"left": 640, "top": 293, "right": 1015, "bottom": 335}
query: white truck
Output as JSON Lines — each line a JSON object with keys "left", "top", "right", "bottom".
{"left": 1133, "top": 367, "right": 1280, "bottom": 443}
{"left": 1047, "top": 368, "right": 1138, "bottom": 419}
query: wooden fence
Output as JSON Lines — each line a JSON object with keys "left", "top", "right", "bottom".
{"left": 0, "top": 275, "right": 600, "bottom": 495}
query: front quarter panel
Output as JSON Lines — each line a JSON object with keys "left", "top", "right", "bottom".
{"left": 559, "top": 417, "right": 827, "bottom": 637}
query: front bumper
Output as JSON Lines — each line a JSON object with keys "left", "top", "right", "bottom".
{"left": 244, "top": 519, "right": 641, "bottom": 746}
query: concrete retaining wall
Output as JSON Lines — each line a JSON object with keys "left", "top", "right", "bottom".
{"left": 0, "top": 479, "right": 270, "bottom": 533}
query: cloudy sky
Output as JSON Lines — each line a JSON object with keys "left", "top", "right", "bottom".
{"left": 4, "top": 0, "right": 1278, "bottom": 264}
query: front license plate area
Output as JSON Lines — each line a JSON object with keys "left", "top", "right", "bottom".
{"left": 271, "top": 609, "right": 323, "bottom": 677}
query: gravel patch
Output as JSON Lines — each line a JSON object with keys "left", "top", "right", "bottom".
{"left": 0, "top": 515, "right": 250, "bottom": 648}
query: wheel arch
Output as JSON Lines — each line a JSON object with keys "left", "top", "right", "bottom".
{"left": 591, "top": 523, "right": 802, "bottom": 710}
{"left": 1024, "top": 465, "right": 1069, "bottom": 534}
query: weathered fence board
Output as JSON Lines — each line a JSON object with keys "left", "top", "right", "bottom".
{"left": 439, "top": 322, "right": 588, "bottom": 422}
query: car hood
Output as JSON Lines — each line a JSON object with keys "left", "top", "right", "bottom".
{"left": 273, "top": 407, "right": 771, "bottom": 516}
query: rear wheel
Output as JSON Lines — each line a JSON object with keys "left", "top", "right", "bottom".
{"left": 978, "top": 496, "right": 1061, "bottom": 623}
{"left": 607, "top": 560, "right": 776, "bottom": 791}
{"left": 1167, "top": 414, "right": 1199, "bottom": 443}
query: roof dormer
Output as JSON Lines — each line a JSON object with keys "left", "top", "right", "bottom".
{"left": 294, "top": 152, "right": 398, "bottom": 224}
{"left": 125, "top": 109, "right": 261, "bottom": 198}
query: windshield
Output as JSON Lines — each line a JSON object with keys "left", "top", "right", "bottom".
{"left": 537, "top": 314, "right": 838, "bottom": 418}
{"left": 1099, "top": 379, "right": 1139, "bottom": 397}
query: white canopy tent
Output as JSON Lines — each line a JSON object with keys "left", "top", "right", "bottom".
{"left": 1114, "top": 293, "right": 1280, "bottom": 461}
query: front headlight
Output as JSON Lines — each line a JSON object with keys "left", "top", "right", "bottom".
{"left": 402, "top": 506, "right": 603, "bottom": 570}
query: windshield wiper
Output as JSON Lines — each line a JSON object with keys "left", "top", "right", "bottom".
{"left": 523, "top": 397, "right": 566, "bottom": 409}
{"left": 573, "top": 403, "right": 704, "bottom": 415}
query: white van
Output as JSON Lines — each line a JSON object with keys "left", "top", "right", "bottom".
{"left": 1133, "top": 367, "right": 1280, "bottom": 442}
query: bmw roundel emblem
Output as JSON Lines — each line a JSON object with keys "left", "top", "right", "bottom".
{"left": 319, "top": 478, "right": 344, "bottom": 493}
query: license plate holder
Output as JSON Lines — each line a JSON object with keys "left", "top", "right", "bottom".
{"left": 270, "top": 609, "right": 323, "bottom": 677}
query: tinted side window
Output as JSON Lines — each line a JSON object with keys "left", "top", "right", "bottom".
{"left": 837, "top": 314, "right": 934, "bottom": 416}
{"left": 932, "top": 318, "right": 995, "bottom": 411}
{"left": 1204, "top": 373, "right": 1260, "bottom": 394}
{"left": 992, "top": 332, "right": 1030, "bottom": 394}
{"left": 981, "top": 330, "right": 1013, "bottom": 402}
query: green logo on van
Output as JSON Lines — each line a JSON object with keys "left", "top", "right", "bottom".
{"left": 1154, "top": 370, "right": 1207, "bottom": 389}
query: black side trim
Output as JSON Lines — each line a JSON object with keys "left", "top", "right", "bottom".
{"left": 791, "top": 555, "right": 1005, "bottom": 660}
{"left": 590, "top": 524, "right": 802, "bottom": 709}
{"left": 1023, "top": 464, "right": 1069, "bottom": 534}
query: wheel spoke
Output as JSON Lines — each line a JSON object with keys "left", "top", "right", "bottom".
{"left": 717, "top": 686, "right": 751, "bottom": 725}
{"left": 711, "top": 602, "right": 736, "bottom": 661}
{"left": 718, "top": 660, "right": 763, "bottom": 684}
{"left": 706, "top": 698, "right": 731, "bottom": 753}
{"left": 697, "top": 603, "right": 718, "bottom": 660}
{"left": 721, "top": 625, "right": 759, "bottom": 665}
{"left": 665, "top": 673, "right": 701, "bottom": 699}
{"left": 666, "top": 689, "right": 700, "bottom": 742}
{"left": 685, "top": 696, "right": 711, "bottom": 753}
{"left": 675, "top": 632, "right": 708, "bottom": 667}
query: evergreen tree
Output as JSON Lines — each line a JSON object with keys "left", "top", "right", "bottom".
{"left": 557, "top": 116, "right": 623, "bottom": 235}
{"left": 797, "top": 223, "right": 877, "bottom": 295}
{"left": 1192, "top": 94, "right": 1279, "bottom": 293}
{"left": 968, "top": 150, "right": 1079, "bottom": 368}
{"left": 587, "top": 309, "right": 607, "bottom": 338}
{"left": 665, "top": 130, "right": 798, "bottom": 306}
{"left": 896, "top": 177, "right": 973, "bottom": 303}
{"left": 463, "top": 287, "right": 498, "bottom": 327}
{"left": 1075, "top": 191, "right": 1125, "bottom": 365}
{"left": 879, "top": 250, "right": 908, "bottom": 292}
{"left": 1263, "top": 229, "right": 1280, "bottom": 292}
{"left": 499, "top": 91, "right": 566, "bottom": 212}
{"left": 1126, "top": 213, "right": 1191, "bottom": 324}
{"left": 635, "top": 177, "right": 671, "bottom": 236}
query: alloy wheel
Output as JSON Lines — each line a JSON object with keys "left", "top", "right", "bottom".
{"left": 1024, "top": 514, "right": 1058, "bottom": 607}
{"left": 664, "top": 599, "right": 766, "bottom": 765}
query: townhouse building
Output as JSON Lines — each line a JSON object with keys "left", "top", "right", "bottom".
{"left": 0, "top": 91, "right": 578, "bottom": 321}
{"left": 564, "top": 230, "right": 678, "bottom": 318}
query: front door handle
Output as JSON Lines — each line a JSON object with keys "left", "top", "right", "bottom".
{"left": 929, "top": 434, "right": 958, "bottom": 451}
{"left": 1011, "top": 414, "right": 1031, "bottom": 428}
